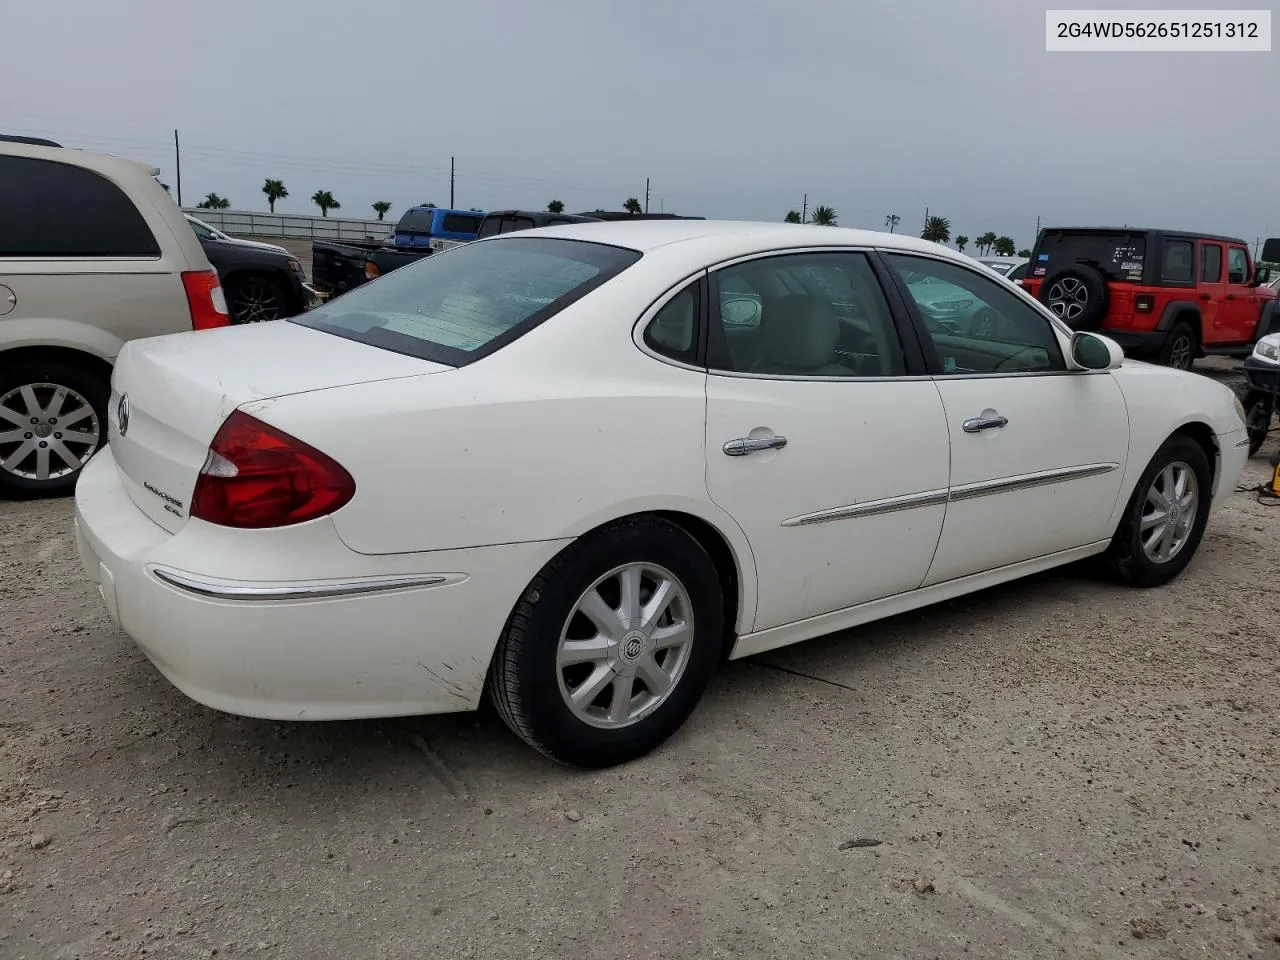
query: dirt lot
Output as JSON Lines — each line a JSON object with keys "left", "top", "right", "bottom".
{"left": 2, "top": 402, "right": 1279, "bottom": 959}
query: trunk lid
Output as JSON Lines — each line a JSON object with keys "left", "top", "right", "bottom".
{"left": 109, "top": 321, "right": 447, "bottom": 533}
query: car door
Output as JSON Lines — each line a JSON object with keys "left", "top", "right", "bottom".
{"left": 1198, "top": 241, "right": 1225, "bottom": 335}
{"left": 882, "top": 251, "right": 1129, "bottom": 586}
{"left": 694, "top": 249, "right": 950, "bottom": 633}
{"left": 1223, "top": 245, "right": 1258, "bottom": 342}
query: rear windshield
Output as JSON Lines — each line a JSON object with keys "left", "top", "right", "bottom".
{"left": 293, "top": 236, "right": 641, "bottom": 365}
{"left": 1032, "top": 231, "right": 1147, "bottom": 283}
{"left": 395, "top": 209, "right": 437, "bottom": 233}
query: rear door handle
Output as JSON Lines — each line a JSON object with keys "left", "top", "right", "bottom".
{"left": 962, "top": 415, "right": 1009, "bottom": 433}
{"left": 723, "top": 435, "right": 788, "bottom": 456}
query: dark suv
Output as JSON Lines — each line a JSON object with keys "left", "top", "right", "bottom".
{"left": 1022, "top": 227, "right": 1278, "bottom": 369}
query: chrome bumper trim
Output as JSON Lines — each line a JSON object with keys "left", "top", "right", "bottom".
{"left": 150, "top": 567, "right": 449, "bottom": 601}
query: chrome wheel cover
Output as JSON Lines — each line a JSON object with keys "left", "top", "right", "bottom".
{"left": 1140, "top": 461, "right": 1199, "bottom": 563}
{"left": 0, "top": 383, "right": 100, "bottom": 481}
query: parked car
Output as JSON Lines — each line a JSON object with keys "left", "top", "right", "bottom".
{"left": 0, "top": 137, "right": 228, "bottom": 497}
{"left": 393, "top": 206, "right": 484, "bottom": 252}
{"left": 976, "top": 256, "right": 1029, "bottom": 283}
{"left": 74, "top": 221, "right": 1249, "bottom": 767}
{"left": 191, "top": 222, "right": 314, "bottom": 324}
{"left": 185, "top": 214, "right": 290, "bottom": 255}
{"left": 1022, "top": 227, "right": 1278, "bottom": 369}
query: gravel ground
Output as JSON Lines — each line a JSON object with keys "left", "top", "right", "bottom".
{"left": 2, "top": 372, "right": 1279, "bottom": 959}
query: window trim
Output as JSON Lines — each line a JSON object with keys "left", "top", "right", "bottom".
{"left": 879, "top": 249, "right": 1080, "bottom": 380}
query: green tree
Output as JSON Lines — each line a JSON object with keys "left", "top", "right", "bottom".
{"left": 809, "top": 205, "right": 837, "bottom": 226}
{"left": 976, "top": 231, "right": 997, "bottom": 255}
{"left": 419, "top": 202, "right": 437, "bottom": 208}
{"left": 921, "top": 216, "right": 951, "bottom": 244}
{"left": 955, "top": 235, "right": 969, "bottom": 253}
{"left": 993, "top": 236, "right": 1017, "bottom": 257}
{"left": 311, "top": 190, "right": 340, "bottom": 217}
{"left": 623, "top": 198, "right": 643, "bottom": 215}
{"left": 196, "top": 193, "right": 230, "bottom": 210}
{"left": 1017, "top": 248, "right": 1031, "bottom": 258}
{"left": 262, "top": 178, "right": 288, "bottom": 213}
{"left": 784, "top": 210, "right": 803, "bottom": 223}
{"left": 372, "top": 201, "right": 392, "bottom": 221}
{"left": 547, "top": 199, "right": 565, "bottom": 213}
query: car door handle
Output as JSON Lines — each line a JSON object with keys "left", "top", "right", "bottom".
{"left": 723, "top": 435, "right": 788, "bottom": 456}
{"left": 962, "top": 415, "right": 1009, "bottom": 433}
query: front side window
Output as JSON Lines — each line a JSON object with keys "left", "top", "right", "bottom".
{"left": 0, "top": 156, "right": 160, "bottom": 258}
{"left": 1161, "top": 239, "right": 1194, "bottom": 283}
{"left": 708, "top": 252, "right": 906, "bottom": 377}
{"left": 294, "top": 236, "right": 640, "bottom": 365}
{"left": 1200, "top": 243, "right": 1222, "bottom": 283}
{"left": 1227, "top": 247, "right": 1249, "bottom": 284}
{"left": 887, "top": 253, "right": 1066, "bottom": 375}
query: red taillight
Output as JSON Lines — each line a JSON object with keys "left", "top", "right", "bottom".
{"left": 364, "top": 259, "right": 381, "bottom": 280}
{"left": 1135, "top": 294, "right": 1154, "bottom": 313}
{"left": 190, "top": 411, "right": 355, "bottom": 529}
{"left": 181, "top": 270, "right": 230, "bottom": 330}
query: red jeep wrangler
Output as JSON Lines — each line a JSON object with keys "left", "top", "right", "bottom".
{"left": 1022, "top": 227, "right": 1278, "bottom": 369}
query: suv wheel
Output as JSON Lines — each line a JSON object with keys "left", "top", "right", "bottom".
{"left": 0, "top": 360, "right": 108, "bottom": 498}
{"left": 1159, "top": 320, "right": 1197, "bottom": 370}
{"left": 226, "top": 276, "right": 288, "bottom": 324}
{"left": 1039, "top": 265, "right": 1109, "bottom": 330}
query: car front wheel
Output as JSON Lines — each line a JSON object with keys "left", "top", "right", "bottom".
{"left": 487, "top": 516, "right": 724, "bottom": 768}
{"left": 1104, "top": 434, "right": 1212, "bottom": 587}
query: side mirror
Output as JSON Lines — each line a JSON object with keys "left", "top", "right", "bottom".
{"left": 1253, "top": 265, "right": 1271, "bottom": 286}
{"left": 1071, "top": 331, "right": 1124, "bottom": 371}
{"left": 1262, "top": 238, "right": 1280, "bottom": 263}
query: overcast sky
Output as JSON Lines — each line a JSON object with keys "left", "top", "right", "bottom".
{"left": 3, "top": 0, "right": 1276, "bottom": 250}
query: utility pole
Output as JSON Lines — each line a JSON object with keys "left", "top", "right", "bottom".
{"left": 174, "top": 129, "right": 182, "bottom": 207}
{"left": 885, "top": 213, "right": 900, "bottom": 233}
{"left": 802, "top": 194, "right": 808, "bottom": 224}
{"left": 923, "top": 206, "right": 929, "bottom": 233}
{"left": 1036, "top": 215, "right": 1041, "bottom": 238}
{"left": 644, "top": 178, "right": 650, "bottom": 214}
{"left": 450, "top": 157, "right": 455, "bottom": 208}
{"left": 1255, "top": 238, "right": 1261, "bottom": 259}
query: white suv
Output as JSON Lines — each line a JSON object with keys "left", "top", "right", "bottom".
{"left": 0, "top": 137, "right": 229, "bottom": 497}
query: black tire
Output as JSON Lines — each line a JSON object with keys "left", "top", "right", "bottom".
{"left": 486, "top": 516, "right": 724, "bottom": 768}
{"left": 1104, "top": 434, "right": 1213, "bottom": 587}
{"left": 0, "top": 358, "right": 109, "bottom": 499}
{"left": 1245, "top": 390, "right": 1273, "bottom": 457}
{"left": 225, "top": 275, "right": 289, "bottom": 324}
{"left": 1157, "top": 320, "right": 1198, "bottom": 370}
{"left": 1038, "top": 265, "right": 1109, "bottom": 330}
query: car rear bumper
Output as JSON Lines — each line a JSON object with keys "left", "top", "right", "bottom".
{"left": 73, "top": 446, "right": 566, "bottom": 721}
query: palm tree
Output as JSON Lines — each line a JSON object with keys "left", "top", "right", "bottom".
{"left": 884, "top": 213, "right": 901, "bottom": 233}
{"left": 419, "top": 202, "right": 437, "bottom": 208}
{"left": 372, "top": 201, "right": 392, "bottom": 221}
{"left": 311, "top": 190, "right": 340, "bottom": 217}
{"left": 784, "top": 210, "right": 803, "bottom": 223}
{"left": 993, "top": 236, "right": 1017, "bottom": 257}
{"left": 547, "top": 199, "right": 565, "bottom": 213}
{"left": 977, "top": 232, "right": 997, "bottom": 255}
{"left": 921, "top": 216, "right": 951, "bottom": 244}
{"left": 623, "top": 198, "right": 643, "bottom": 215}
{"left": 1017, "top": 248, "right": 1031, "bottom": 258}
{"left": 196, "top": 193, "right": 230, "bottom": 210}
{"left": 809, "top": 205, "right": 837, "bottom": 226}
{"left": 262, "top": 179, "right": 288, "bottom": 213}
{"left": 955, "top": 235, "right": 969, "bottom": 253}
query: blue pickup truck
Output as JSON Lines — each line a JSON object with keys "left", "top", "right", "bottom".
{"left": 393, "top": 206, "right": 484, "bottom": 251}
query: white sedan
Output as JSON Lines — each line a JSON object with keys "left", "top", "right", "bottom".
{"left": 74, "top": 222, "right": 1250, "bottom": 767}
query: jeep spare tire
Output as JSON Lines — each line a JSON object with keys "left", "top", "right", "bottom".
{"left": 1039, "top": 265, "right": 1109, "bottom": 331}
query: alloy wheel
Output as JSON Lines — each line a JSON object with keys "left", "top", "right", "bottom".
{"left": 1046, "top": 277, "right": 1088, "bottom": 323}
{"left": 1168, "top": 334, "right": 1194, "bottom": 370}
{"left": 1140, "top": 461, "right": 1199, "bottom": 563}
{"left": 556, "top": 562, "right": 695, "bottom": 729}
{"left": 229, "top": 281, "right": 283, "bottom": 323}
{"left": 0, "top": 382, "right": 100, "bottom": 482}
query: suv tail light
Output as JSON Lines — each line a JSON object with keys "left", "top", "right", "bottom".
{"left": 1135, "top": 294, "right": 1154, "bottom": 313}
{"left": 364, "top": 259, "right": 381, "bottom": 280}
{"left": 190, "top": 411, "right": 355, "bottom": 529}
{"left": 182, "top": 270, "right": 231, "bottom": 330}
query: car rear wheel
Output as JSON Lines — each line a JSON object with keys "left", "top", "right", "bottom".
{"left": 1104, "top": 435, "right": 1212, "bottom": 587}
{"left": 226, "top": 276, "right": 288, "bottom": 324}
{"left": 1245, "top": 391, "right": 1273, "bottom": 457}
{"left": 0, "top": 360, "right": 108, "bottom": 498}
{"left": 1158, "top": 320, "right": 1197, "bottom": 370}
{"left": 486, "top": 516, "right": 723, "bottom": 768}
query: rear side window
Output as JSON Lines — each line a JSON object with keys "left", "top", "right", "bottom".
{"left": 1200, "top": 243, "right": 1222, "bottom": 283}
{"left": 441, "top": 213, "right": 482, "bottom": 234}
{"left": 1033, "top": 231, "right": 1146, "bottom": 283}
{"left": 476, "top": 216, "right": 505, "bottom": 239}
{"left": 1161, "top": 239, "right": 1194, "bottom": 283}
{"left": 294, "top": 236, "right": 641, "bottom": 365}
{"left": 0, "top": 156, "right": 160, "bottom": 258}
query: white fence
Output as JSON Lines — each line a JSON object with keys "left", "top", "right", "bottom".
{"left": 182, "top": 208, "right": 393, "bottom": 241}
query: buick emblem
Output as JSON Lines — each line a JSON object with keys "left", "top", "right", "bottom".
{"left": 117, "top": 394, "right": 130, "bottom": 437}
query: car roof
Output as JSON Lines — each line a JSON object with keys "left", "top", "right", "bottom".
{"left": 510, "top": 219, "right": 970, "bottom": 259}
{"left": 1039, "top": 226, "right": 1248, "bottom": 246}
{"left": 0, "top": 138, "right": 162, "bottom": 179}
